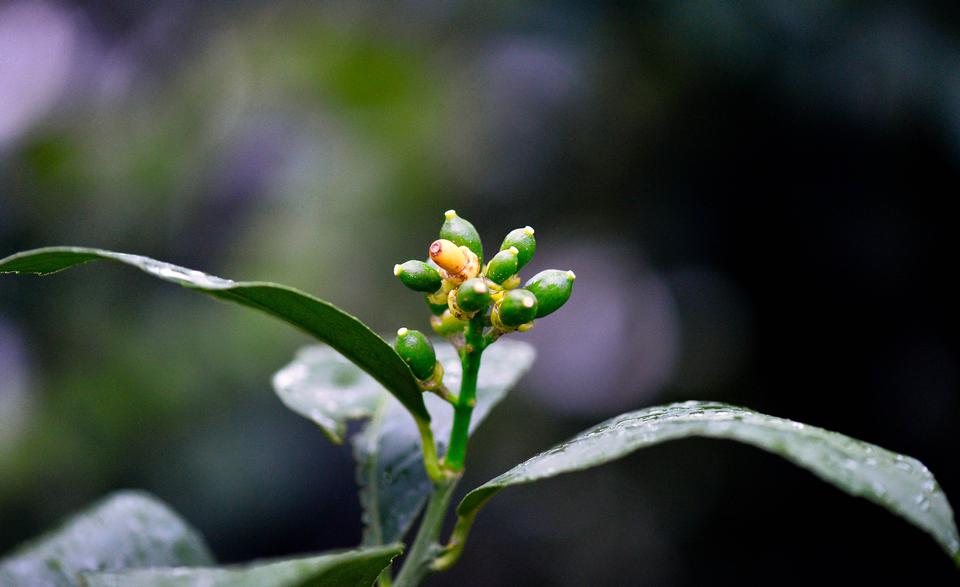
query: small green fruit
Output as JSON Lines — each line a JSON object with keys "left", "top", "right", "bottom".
{"left": 500, "top": 226, "right": 535, "bottom": 270}
{"left": 394, "top": 260, "right": 442, "bottom": 293}
{"left": 485, "top": 247, "right": 519, "bottom": 284}
{"left": 394, "top": 328, "right": 437, "bottom": 380}
{"left": 524, "top": 269, "right": 575, "bottom": 318}
{"left": 498, "top": 288, "right": 538, "bottom": 327}
{"left": 456, "top": 278, "right": 491, "bottom": 313}
{"left": 431, "top": 309, "right": 466, "bottom": 335}
{"left": 440, "top": 209, "right": 483, "bottom": 264}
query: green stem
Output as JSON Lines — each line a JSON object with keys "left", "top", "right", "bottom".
{"left": 415, "top": 418, "right": 444, "bottom": 484}
{"left": 433, "top": 492, "right": 495, "bottom": 572}
{"left": 431, "top": 510, "right": 479, "bottom": 571}
{"left": 443, "top": 313, "right": 485, "bottom": 471}
{"left": 393, "top": 475, "right": 461, "bottom": 587}
{"left": 397, "top": 313, "right": 488, "bottom": 586}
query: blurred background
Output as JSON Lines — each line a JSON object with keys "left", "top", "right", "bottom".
{"left": 1, "top": 1, "right": 958, "bottom": 584}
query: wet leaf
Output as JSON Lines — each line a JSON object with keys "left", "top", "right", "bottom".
{"left": 0, "top": 492, "right": 213, "bottom": 586}
{"left": 0, "top": 247, "right": 429, "bottom": 422}
{"left": 458, "top": 401, "right": 960, "bottom": 563}
{"left": 272, "top": 346, "right": 402, "bottom": 544}
{"left": 79, "top": 544, "right": 403, "bottom": 587}
{"left": 273, "top": 340, "right": 535, "bottom": 545}
{"left": 273, "top": 345, "right": 386, "bottom": 444}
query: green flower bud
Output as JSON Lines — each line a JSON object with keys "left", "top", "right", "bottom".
{"left": 394, "top": 260, "right": 442, "bottom": 293}
{"left": 498, "top": 288, "right": 538, "bottom": 327}
{"left": 394, "top": 328, "right": 437, "bottom": 380}
{"left": 500, "top": 226, "right": 535, "bottom": 270}
{"left": 430, "top": 309, "right": 466, "bottom": 335}
{"left": 456, "top": 277, "right": 491, "bottom": 313}
{"left": 485, "top": 247, "right": 519, "bottom": 284}
{"left": 426, "top": 297, "right": 448, "bottom": 316}
{"left": 440, "top": 209, "right": 483, "bottom": 264}
{"left": 524, "top": 269, "right": 575, "bottom": 318}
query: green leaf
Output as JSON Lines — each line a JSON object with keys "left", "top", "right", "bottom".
{"left": 273, "top": 339, "right": 536, "bottom": 545}
{"left": 457, "top": 401, "right": 960, "bottom": 563}
{"left": 0, "top": 491, "right": 214, "bottom": 586}
{"left": 273, "top": 345, "right": 386, "bottom": 444}
{"left": 79, "top": 544, "right": 403, "bottom": 587}
{"left": 0, "top": 247, "right": 429, "bottom": 423}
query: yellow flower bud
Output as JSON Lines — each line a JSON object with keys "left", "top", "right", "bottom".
{"left": 430, "top": 240, "right": 481, "bottom": 286}
{"left": 429, "top": 239, "right": 467, "bottom": 274}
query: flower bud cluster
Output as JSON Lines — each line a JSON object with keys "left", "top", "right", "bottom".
{"left": 393, "top": 209, "right": 574, "bottom": 383}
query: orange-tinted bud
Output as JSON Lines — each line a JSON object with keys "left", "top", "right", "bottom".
{"left": 429, "top": 239, "right": 467, "bottom": 274}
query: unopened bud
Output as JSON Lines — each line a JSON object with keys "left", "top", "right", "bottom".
{"left": 429, "top": 239, "right": 467, "bottom": 274}
{"left": 486, "top": 247, "right": 519, "bottom": 284}
{"left": 524, "top": 269, "right": 575, "bottom": 318}
{"left": 456, "top": 278, "right": 492, "bottom": 313}
{"left": 501, "top": 226, "right": 536, "bottom": 270}
{"left": 394, "top": 260, "right": 442, "bottom": 293}
{"left": 497, "top": 288, "right": 538, "bottom": 327}
{"left": 394, "top": 328, "right": 437, "bottom": 380}
{"left": 440, "top": 210, "right": 484, "bottom": 263}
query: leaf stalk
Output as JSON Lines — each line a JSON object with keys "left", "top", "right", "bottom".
{"left": 415, "top": 419, "right": 445, "bottom": 484}
{"left": 431, "top": 509, "right": 478, "bottom": 572}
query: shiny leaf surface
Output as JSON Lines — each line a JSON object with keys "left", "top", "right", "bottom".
{"left": 458, "top": 401, "right": 960, "bottom": 563}
{"left": 0, "top": 492, "right": 213, "bottom": 586}
{"left": 80, "top": 545, "right": 403, "bottom": 587}
{"left": 273, "top": 345, "right": 386, "bottom": 444}
{"left": 0, "top": 247, "right": 429, "bottom": 422}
